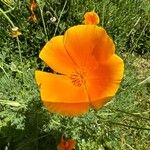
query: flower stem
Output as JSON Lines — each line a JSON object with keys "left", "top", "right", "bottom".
{"left": 16, "top": 37, "right": 23, "bottom": 64}
{"left": 98, "top": 115, "right": 150, "bottom": 131}
{"left": 0, "top": 66, "right": 9, "bottom": 79}
{"left": 37, "top": 2, "right": 48, "bottom": 42}
{"left": 53, "top": 0, "right": 67, "bottom": 36}
{"left": 0, "top": 8, "right": 23, "bottom": 65}
{"left": 0, "top": 8, "right": 15, "bottom": 27}
{"left": 40, "top": 9, "right": 48, "bottom": 41}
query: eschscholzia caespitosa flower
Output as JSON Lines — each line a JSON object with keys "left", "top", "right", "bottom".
{"left": 35, "top": 11, "right": 124, "bottom": 116}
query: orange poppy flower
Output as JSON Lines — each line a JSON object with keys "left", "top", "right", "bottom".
{"left": 35, "top": 11, "right": 124, "bottom": 116}
{"left": 57, "top": 135, "right": 76, "bottom": 150}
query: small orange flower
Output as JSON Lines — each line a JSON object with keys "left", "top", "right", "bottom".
{"left": 28, "top": 0, "right": 38, "bottom": 22}
{"left": 30, "top": 0, "right": 37, "bottom": 12}
{"left": 35, "top": 11, "right": 124, "bottom": 116}
{"left": 57, "top": 135, "right": 76, "bottom": 150}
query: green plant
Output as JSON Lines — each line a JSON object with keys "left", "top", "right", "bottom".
{"left": 0, "top": 0, "right": 150, "bottom": 149}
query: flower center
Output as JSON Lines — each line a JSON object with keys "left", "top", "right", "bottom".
{"left": 70, "top": 72, "right": 84, "bottom": 87}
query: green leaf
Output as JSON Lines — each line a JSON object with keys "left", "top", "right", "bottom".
{"left": 0, "top": 100, "right": 21, "bottom": 107}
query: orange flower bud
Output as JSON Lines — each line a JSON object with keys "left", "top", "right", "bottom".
{"left": 84, "top": 11, "right": 100, "bottom": 25}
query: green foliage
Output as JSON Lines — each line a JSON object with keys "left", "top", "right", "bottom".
{"left": 0, "top": 0, "right": 150, "bottom": 149}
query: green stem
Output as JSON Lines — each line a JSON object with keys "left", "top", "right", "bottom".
{"left": 38, "top": 5, "right": 48, "bottom": 41}
{"left": 41, "top": 9, "right": 48, "bottom": 41}
{"left": 98, "top": 115, "right": 150, "bottom": 131}
{"left": 139, "top": 76, "right": 150, "bottom": 85}
{"left": 0, "top": 66, "right": 9, "bottom": 79}
{"left": 131, "top": 19, "right": 149, "bottom": 53}
{"left": 109, "top": 108, "right": 150, "bottom": 121}
{"left": 1, "top": 1, "right": 13, "bottom": 9}
{"left": 53, "top": 0, "right": 67, "bottom": 36}
{"left": 17, "top": 37, "right": 23, "bottom": 64}
{"left": 107, "top": 120, "right": 150, "bottom": 131}
{"left": 101, "top": 1, "right": 106, "bottom": 27}
{"left": 0, "top": 8, "right": 23, "bottom": 65}
{"left": 0, "top": 8, "right": 15, "bottom": 27}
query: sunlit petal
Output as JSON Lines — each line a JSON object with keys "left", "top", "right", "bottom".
{"left": 92, "top": 27, "right": 115, "bottom": 63}
{"left": 64, "top": 25, "right": 115, "bottom": 71}
{"left": 64, "top": 25, "right": 98, "bottom": 69}
{"left": 39, "top": 36, "right": 77, "bottom": 74}
{"left": 44, "top": 102, "right": 89, "bottom": 116}
{"left": 86, "top": 54, "right": 124, "bottom": 108}
{"left": 35, "top": 71, "right": 89, "bottom": 115}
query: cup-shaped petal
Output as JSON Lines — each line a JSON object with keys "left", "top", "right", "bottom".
{"left": 35, "top": 71, "right": 89, "bottom": 116}
{"left": 39, "top": 36, "right": 77, "bottom": 75}
{"left": 64, "top": 25, "right": 115, "bottom": 71}
{"left": 85, "top": 54, "right": 124, "bottom": 108}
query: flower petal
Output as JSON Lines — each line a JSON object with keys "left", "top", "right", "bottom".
{"left": 64, "top": 25, "right": 98, "bottom": 69}
{"left": 39, "top": 36, "right": 77, "bottom": 74}
{"left": 64, "top": 25, "right": 115, "bottom": 71}
{"left": 86, "top": 54, "right": 124, "bottom": 108}
{"left": 44, "top": 102, "right": 89, "bottom": 116}
{"left": 35, "top": 71, "right": 89, "bottom": 116}
{"left": 92, "top": 27, "right": 115, "bottom": 63}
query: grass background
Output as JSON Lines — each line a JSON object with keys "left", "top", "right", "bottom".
{"left": 0, "top": 0, "right": 150, "bottom": 149}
